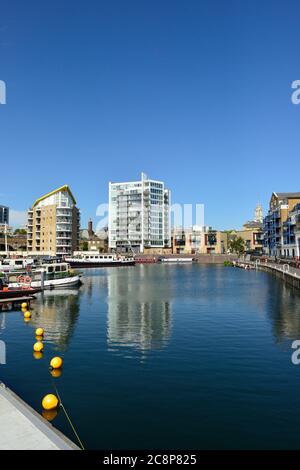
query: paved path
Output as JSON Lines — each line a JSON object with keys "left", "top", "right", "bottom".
{"left": 253, "top": 260, "right": 300, "bottom": 278}
{"left": 0, "top": 382, "right": 78, "bottom": 450}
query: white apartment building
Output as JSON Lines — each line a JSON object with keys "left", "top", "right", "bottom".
{"left": 108, "top": 173, "right": 171, "bottom": 252}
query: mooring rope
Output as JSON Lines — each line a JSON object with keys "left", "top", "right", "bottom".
{"left": 51, "top": 378, "right": 85, "bottom": 450}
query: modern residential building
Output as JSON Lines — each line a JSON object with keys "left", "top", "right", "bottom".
{"left": 263, "top": 192, "right": 300, "bottom": 257}
{"left": 108, "top": 173, "right": 171, "bottom": 252}
{"left": 0, "top": 205, "right": 9, "bottom": 225}
{"left": 27, "top": 185, "right": 80, "bottom": 256}
{"left": 282, "top": 203, "right": 300, "bottom": 258}
{"left": 201, "top": 229, "right": 228, "bottom": 254}
{"left": 172, "top": 226, "right": 228, "bottom": 254}
{"left": 172, "top": 226, "right": 203, "bottom": 254}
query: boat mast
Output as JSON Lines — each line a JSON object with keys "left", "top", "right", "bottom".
{"left": 4, "top": 223, "right": 8, "bottom": 257}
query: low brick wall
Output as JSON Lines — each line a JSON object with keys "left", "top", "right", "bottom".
{"left": 136, "top": 253, "right": 236, "bottom": 264}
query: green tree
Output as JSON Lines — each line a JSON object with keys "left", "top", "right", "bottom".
{"left": 228, "top": 236, "right": 245, "bottom": 255}
{"left": 14, "top": 228, "right": 27, "bottom": 235}
{"left": 82, "top": 241, "right": 89, "bottom": 251}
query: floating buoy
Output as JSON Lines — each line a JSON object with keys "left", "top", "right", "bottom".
{"left": 24, "top": 311, "right": 31, "bottom": 319}
{"left": 50, "top": 357, "right": 63, "bottom": 370}
{"left": 42, "top": 394, "right": 59, "bottom": 410}
{"left": 35, "top": 327, "right": 44, "bottom": 337}
{"left": 33, "top": 351, "right": 43, "bottom": 360}
{"left": 33, "top": 341, "right": 44, "bottom": 352}
{"left": 50, "top": 369, "right": 62, "bottom": 378}
{"left": 21, "top": 302, "right": 27, "bottom": 309}
{"left": 42, "top": 409, "right": 58, "bottom": 422}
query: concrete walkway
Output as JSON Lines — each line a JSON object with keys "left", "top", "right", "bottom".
{"left": 0, "top": 382, "right": 78, "bottom": 450}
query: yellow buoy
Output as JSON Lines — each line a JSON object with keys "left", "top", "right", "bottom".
{"left": 50, "top": 369, "right": 62, "bottom": 378}
{"left": 21, "top": 302, "right": 27, "bottom": 309}
{"left": 50, "top": 356, "right": 63, "bottom": 370}
{"left": 33, "top": 351, "right": 43, "bottom": 360}
{"left": 24, "top": 311, "right": 31, "bottom": 319}
{"left": 36, "top": 335, "right": 43, "bottom": 341}
{"left": 42, "top": 394, "right": 59, "bottom": 410}
{"left": 33, "top": 341, "right": 44, "bottom": 352}
{"left": 42, "top": 409, "right": 58, "bottom": 422}
{"left": 35, "top": 327, "right": 44, "bottom": 337}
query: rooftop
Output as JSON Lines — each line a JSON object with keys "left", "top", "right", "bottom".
{"left": 274, "top": 192, "right": 300, "bottom": 199}
{"left": 32, "top": 185, "right": 76, "bottom": 208}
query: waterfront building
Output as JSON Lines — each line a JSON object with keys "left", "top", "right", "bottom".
{"left": 230, "top": 223, "right": 263, "bottom": 254}
{"left": 172, "top": 226, "right": 228, "bottom": 254}
{"left": 263, "top": 192, "right": 300, "bottom": 257}
{"left": 27, "top": 185, "right": 80, "bottom": 256}
{"left": 0, "top": 205, "right": 9, "bottom": 226}
{"left": 200, "top": 229, "right": 228, "bottom": 254}
{"left": 172, "top": 226, "right": 207, "bottom": 254}
{"left": 282, "top": 203, "right": 300, "bottom": 258}
{"left": 108, "top": 173, "right": 171, "bottom": 253}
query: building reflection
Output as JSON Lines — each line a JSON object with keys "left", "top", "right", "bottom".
{"left": 265, "top": 277, "right": 300, "bottom": 342}
{"left": 30, "top": 289, "right": 81, "bottom": 351}
{"left": 106, "top": 267, "right": 172, "bottom": 351}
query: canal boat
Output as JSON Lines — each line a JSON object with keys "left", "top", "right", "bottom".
{"left": 8, "top": 262, "right": 81, "bottom": 290}
{"left": 65, "top": 253, "right": 135, "bottom": 268}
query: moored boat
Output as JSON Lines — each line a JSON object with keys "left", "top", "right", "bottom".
{"left": 0, "top": 286, "right": 41, "bottom": 300}
{"left": 65, "top": 253, "right": 135, "bottom": 268}
{"left": 0, "top": 257, "right": 35, "bottom": 272}
{"left": 159, "top": 257, "right": 194, "bottom": 263}
{"left": 8, "top": 262, "right": 81, "bottom": 290}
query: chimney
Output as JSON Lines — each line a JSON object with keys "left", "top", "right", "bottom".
{"left": 88, "top": 218, "right": 93, "bottom": 238}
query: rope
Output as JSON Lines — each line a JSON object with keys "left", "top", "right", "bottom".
{"left": 51, "top": 378, "right": 85, "bottom": 450}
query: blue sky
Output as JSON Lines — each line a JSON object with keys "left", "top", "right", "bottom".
{"left": 1, "top": 0, "right": 300, "bottom": 229}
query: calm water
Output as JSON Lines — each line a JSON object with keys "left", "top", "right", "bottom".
{"left": 1, "top": 264, "right": 300, "bottom": 449}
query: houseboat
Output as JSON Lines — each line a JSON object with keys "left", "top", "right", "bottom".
{"left": 0, "top": 257, "right": 35, "bottom": 272}
{"left": 8, "top": 262, "right": 81, "bottom": 290}
{"left": 65, "top": 253, "right": 135, "bottom": 268}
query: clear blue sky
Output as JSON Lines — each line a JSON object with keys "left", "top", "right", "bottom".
{"left": 1, "top": 0, "right": 300, "bottom": 229}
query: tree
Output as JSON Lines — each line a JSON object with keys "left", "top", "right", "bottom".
{"left": 82, "top": 241, "right": 89, "bottom": 251}
{"left": 228, "top": 236, "right": 245, "bottom": 255}
{"left": 14, "top": 228, "right": 27, "bottom": 235}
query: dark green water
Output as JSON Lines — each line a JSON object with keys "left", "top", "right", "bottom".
{"left": 1, "top": 264, "right": 300, "bottom": 449}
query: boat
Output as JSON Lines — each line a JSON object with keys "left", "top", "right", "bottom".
{"left": 65, "top": 253, "right": 135, "bottom": 268}
{"left": 134, "top": 256, "right": 157, "bottom": 264}
{"left": 0, "top": 285, "right": 41, "bottom": 300}
{"left": 0, "top": 257, "right": 35, "bottom": 272}
{"left": 8, "top": 262, "right": 81, "bottom": 290}
{"left": 159, "top": 257, "right": 194, "bottom": 263}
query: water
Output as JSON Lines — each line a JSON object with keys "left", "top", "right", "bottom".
{"left": 1, "top": 264, "right": 300, "bottom": 449}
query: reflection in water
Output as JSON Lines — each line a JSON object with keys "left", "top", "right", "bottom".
{"left": 107, "top": 267, "right": 172, "bottom": 351}
{"left": 265, "top": 276, "right": 300, "bottom": 342}
{"left": 30, "top": 289, "right": 81, "bottom": 351}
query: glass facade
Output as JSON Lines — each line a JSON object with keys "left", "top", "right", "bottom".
{"left": 0, "top": 205, "right": 9, "bottom": 225}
